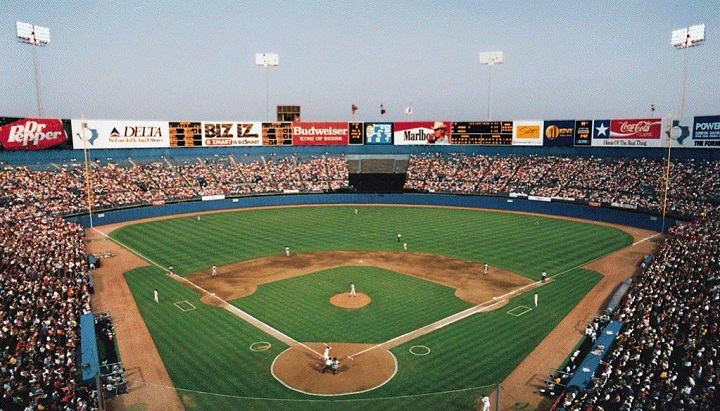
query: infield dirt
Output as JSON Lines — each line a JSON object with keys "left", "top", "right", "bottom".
{"left": 87, "top": 210, "right": 659, "bottom": 410}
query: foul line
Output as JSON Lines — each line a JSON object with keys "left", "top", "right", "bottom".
{"left": 348, "top": 231, "right": 663, "bottom": 360}
{"left": 92, "top": 226, "right": 662, "bottom": 363}
{"left": 89, "top": 227, "right": 320, "bottom": 358}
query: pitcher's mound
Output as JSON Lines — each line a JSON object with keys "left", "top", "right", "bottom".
{"left": 272, "top": 343, "right": 396, "bottom": 395}
{"left": 330, "top": 292, "right": 371, "bottom": 309}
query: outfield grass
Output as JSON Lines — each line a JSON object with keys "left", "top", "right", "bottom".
{"left": 114, "top": 206, "right": 632, "bottom": 410}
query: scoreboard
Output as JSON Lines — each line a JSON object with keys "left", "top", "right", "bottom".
{"left": 262, "top": 122, "right": 292, "bottom": 145}
{"left": 349, "top": 122, "right": 363, "bottom": 145}
{"left": 169, "top": 122, "right": 202, "bottom": 147}
{"left": 451, "top": 121, "right": 513, "bottom": 145}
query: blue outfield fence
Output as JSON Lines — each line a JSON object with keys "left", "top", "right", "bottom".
{"left": 66, "top": 193, "right": 676, "bottom": 232}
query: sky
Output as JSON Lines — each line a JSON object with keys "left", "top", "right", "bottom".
{"left": 1, "top": 1, "right": 719, "bottom": 122}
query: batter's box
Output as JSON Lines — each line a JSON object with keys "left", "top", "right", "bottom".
{"left": 174, "top": 300, "right": 196, "bottom": 312}
{"left": 507, "top": 305, "right": 532, "bottom": 317}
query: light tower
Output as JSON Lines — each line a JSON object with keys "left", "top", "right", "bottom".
{"left": 662, "top": 24, "right": 705, "bottom": 232}
{"left": 479, "top": 51, "right": 503, "bottom": 121}
{"left": 255, "top": 53, "right": 279, "bottom": 121}
{"left": 16, "top": 21, "right": 50, "bottom": 117}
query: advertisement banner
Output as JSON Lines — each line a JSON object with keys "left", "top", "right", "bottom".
{"left": 574, "top": 120, "right": 592, "bottom": 146}
{"left": 291, "top": 122, "right": 349, "bottom": 146}
{"left": 512, "top": 120, "right": 543, "bottom": 146}
{"left": 393, "top": 121, "right": 452, "bottom": 145}
{"left": 364, "top": 122, "right": 393, "bottom": 145}
{"left": 690, "top": 115, "right": 720, "bottom": 148}
{"left": 0, "top": 117, "right": 69, "bottom": 150}
{"left": 202, "top": 122, "right": 262, "bottom": 146}
{"left": 592, "top": 118, "right": 662, "bottom": 147}
{"left": 543, "top": 120, "right": 576, "bottom": 147}
{"left": 71, "top": 119, "right": 170, "bottom": 149}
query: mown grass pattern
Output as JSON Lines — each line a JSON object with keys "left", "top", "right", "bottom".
{"left": 115, "top": 206, "right": 631, "bottom": 410}
{"left": 233, "top": 266, "right": 473, "bottom": 342}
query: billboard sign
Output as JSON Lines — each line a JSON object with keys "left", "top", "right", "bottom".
{"left": 543, "top": 120, "right": 575, "bottom": 147}
{"left": 291, "top": 122, "right": 349, "bottom": 146}
{"left": 690, "top": 115, "right": 720, "bottom": 148}
{"left": 364, "top": 122, "right": 393, "bottom": 145}
{"left": 393, "top": 121, "right": 452, "bottom": 145}
{"left": 512, "top": 120, "right": 543, "bottom": 146}
{"left": 592, "top": 118, "right": 662, "bottom": 147}
{"left": 0, "top": 117, "right": 68, "bottom": 150}
{"left": 202, "top": 122, "right": 262, "bottom": 146}
{"left": 71, "top": 119, "right": 169, "bottom": 149}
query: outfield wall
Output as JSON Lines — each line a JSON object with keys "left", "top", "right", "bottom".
{"left": 67, "top": 193, "right": 674, "bottom": 232}
{"left": 4, "top": 145, "right": 720, "bottom": 165}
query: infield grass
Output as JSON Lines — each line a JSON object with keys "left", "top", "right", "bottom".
{"left": 114, "top": 205, "right": 632, "bottom": 410}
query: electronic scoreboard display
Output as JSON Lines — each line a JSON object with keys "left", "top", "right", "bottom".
{"left": 348, "top": 122, "right": 363, "bottom": 145}
{"left": 262, "top": 122, "right": 292, "bottom": 145}
{"left": 451, "top": 121, "right": 513, "bottom": 145}
{"left": 169, "top": 122, "right": 202, "bottom": 147}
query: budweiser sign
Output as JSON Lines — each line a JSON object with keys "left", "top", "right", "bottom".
{"left": 0, "top": 118, "right": 67, "bottom": 150}
{"left": 610, "top": 119, "right": 661, "bottom": 139}
{"left": 291, "top": 122, "right": 349, "bottom": 146}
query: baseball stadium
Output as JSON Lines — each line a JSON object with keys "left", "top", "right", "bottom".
{"left": 1, "top": 114, "right": 719, "bottom": 411}
{"left": 2, "top": 4, "right": 720, "bottom": 411}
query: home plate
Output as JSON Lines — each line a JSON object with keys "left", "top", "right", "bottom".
{"left": 359, "top": 260, "right": 363, "bottom": 263}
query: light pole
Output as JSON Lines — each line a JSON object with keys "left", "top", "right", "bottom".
{"left": 255, "top": 53, "right": 279, "bottom": 121}
{"left": 661, "top": 24, "right": 705, "bottom": 232}
{"left": 480, "top": 51, "right": 503, "bottom": 121}
{"left": 16, "top": 21, "right": 50, "bottom": 117}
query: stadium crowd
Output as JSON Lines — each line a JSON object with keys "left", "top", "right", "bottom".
{"left": 1, "top": 151, "right": 719, "bottom": 410}
{"left": 0, "top": 216, "right": 95, "bottom": 410}
{"left": 405, "top": 153, "right": 720, "bottom": 218}
{"left": 559, "top": 208, "right": 720, "bottom": 411}
{"left": 0, "top": 153, "right": 348, "bottom": 410}
{"left": 0, "top": 154, "right": 349, "bottom": 217}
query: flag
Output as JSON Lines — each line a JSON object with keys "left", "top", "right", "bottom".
{"left": 405, "top": 104, "right": 412, "bottom": 115}
{"left": 351, "top": 104, "right": 358, "bottom": 115}
{"left": 380, "top": 104, "right": 386, "bottom": 115}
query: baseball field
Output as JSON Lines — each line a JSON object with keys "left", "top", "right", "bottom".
{"left": 101, "top": 205, "right": 634, "bottom": 410}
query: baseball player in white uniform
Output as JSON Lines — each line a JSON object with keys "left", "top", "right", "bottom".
{"left": 350, "top": 283, "right": 356, "bottom": 297}
{"left": 481, "top": 396, "right": 490, "bottom": 411}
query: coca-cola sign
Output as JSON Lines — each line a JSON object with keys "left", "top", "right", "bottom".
{"left": 0, "top": 118, "right": 68, "bottom": 150}
{"left": 610, "top": 119, "right": 661, "bottom": 139}
{"left": 592, "top": 118, "right": 663, "bottom": 147}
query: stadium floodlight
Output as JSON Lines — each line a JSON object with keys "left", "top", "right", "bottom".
{"left": 16, "top": 21, "right": 50, "bottom": 117}
{"left": 662, "top": 24, "right": 706, "bottom": 233}
{"left": 255, "top": 53, "right": 279, "bottom": 121}
{"left": 480, "top": 51, "right": 503, "bottom": 121}
{"left": 671, "top": 24, "right": 705, "bottom": 119}
{"left": 671, "top": 24, "right": 705, "bottom": 48}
